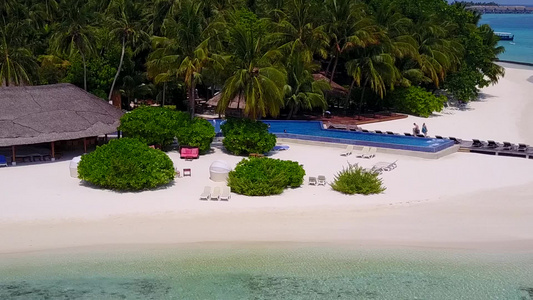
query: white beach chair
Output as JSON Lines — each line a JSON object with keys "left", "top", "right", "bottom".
{"left": 355, "top": 147, "right": 370, "bottom": 158}
{"left": 317, "top": 175, "right": 326, "bottom": 186}
{"left": 199, "top": 186, "right": 211, "bottom": 200}
{"left": 340, "top": 145, "right": 354, "bottom": 156}
{"left": 370, "top": 160, "right": 397, "bottom": 174}
{"left": 362, "top": 147, "right": 377, "bottom": 159}
{"left": 309, "top": 176, "right": 317, "bottom": 185}
{"left": 210, "top": 186, "right": 221, "bottom": 201}
{"left": 220, "top": 186, "right": 231, "bottom": 201}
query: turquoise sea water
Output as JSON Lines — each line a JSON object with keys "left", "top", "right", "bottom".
{"left": 1, "top": 245, "right": 532, "bottom": 299}
{"left": 480, "top": 14, "right": 533, "bottom": 64}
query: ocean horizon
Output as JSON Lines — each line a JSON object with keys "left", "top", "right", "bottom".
{"left": 1, "top": 244, "right": 532, "bottom": 299}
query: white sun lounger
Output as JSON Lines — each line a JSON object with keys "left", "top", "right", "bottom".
{"left": 309, "top": 176, "right": 317, "bottom": 185}
{"left": 210, "top": 186, "right": 221, "bottom": 201}
{"left": 340, "top": 145, "right": 354, "bottom": 156}
{"left": 355, "top": 147, "right": 370, "bottom": 158}
{"left": 362, "top": 147, "right": 377, "bottom": 159}
{"left": 317, "top": 175, "right": 327, "bottom": 186}
{"left": 370, "top": 160, "right": 397, "bottom": 173}
{"left": 199, "top": 186, "right": 211, "bottom": 200}
{"left": 220, "top": 186, "right": 231, "bottom": 201}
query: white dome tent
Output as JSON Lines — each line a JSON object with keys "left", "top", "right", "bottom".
{"left": 209, "top": 160, "right": 232, "bottom": 182}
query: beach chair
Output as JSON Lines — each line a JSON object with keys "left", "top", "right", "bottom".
{"left": 272, "top": 145, "right": 290, "bottom": 151}
{"left": 347, "top": 125, "right": 360, "bottom": 131}
{"left": 355, "top": 147, "right": 370, "bottom": 158}
{"left": 340, "top": 145, "right": 354, "bottom": 156}
{"left": 183, "top": 168, "right": 192, "bottom": 177}
{"left": 386, "top": 131, "right": 395, "bottom": 135}
{"left": 220, "top": 186, "right": 231, "bottom": 201}
{"left": 435, "top": 135, "right": 444, "bottom": 139}
{"left": 449, "top": 137, "right": 461, "bottom": 144}
{"left": 309, "top": 176, "right": 317, "bottom": 185}
{"left": 517, "top": 143, "right": 528, "bottom": 152}
{"left": 416, "top": 134, "right": 426, "bottom": 138}
{"left": 404, "top": 133, "right": 413, "bottom": 136}
{"left": 502, "top": 142, "right": 513, "bottom": 150}
{"left": 317, "top": 175, "right": 326, "bottom": 186}
{"left": 370, "top": 160, "right": 397, "bottom": 174}
{"left": 0, "top": 155, "right": 7, "bottom": 167}
{"left": 362, "top": 147, "right": 377, "bottom": 159}
{"left": 362, "top": 129, "right": 370, "bottom": 133}
{"left": 374, "top": 130, "right": 384, "bottom": 134}
{"left": 472, "top": 139, "right": 484, "bottom": 147}
{"left": 199, "top": 186, "right": 211, "bottom": 200}
{"left": 487, "top": 140, "right": 499, "bottom": 148}
{"left": 210, "top": 187, "right": 221, "bottom": 200}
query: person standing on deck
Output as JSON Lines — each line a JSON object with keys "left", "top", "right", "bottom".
{"left": 413, "top": 123, "right": 420, "bottom": 135}
{"left": 422, "top": 123, "right": 428, "bottom": 137}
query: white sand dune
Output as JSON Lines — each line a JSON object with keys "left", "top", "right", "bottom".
{"left": 1, "top": 63, "right": 533, "bottom": 254}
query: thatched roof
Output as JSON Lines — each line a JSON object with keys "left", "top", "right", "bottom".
{"left": 0, "top": 83, "right": 123, "bottom": 147}
{"left": 312, "top": 73, "right": 348, "bottom": 94}
{"left": 206, "top": 92, "right": 246, "bottom": 109}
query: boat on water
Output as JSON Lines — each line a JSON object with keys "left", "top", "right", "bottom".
{"left": 495, "top": 32, "right": 514, "bottom": 41}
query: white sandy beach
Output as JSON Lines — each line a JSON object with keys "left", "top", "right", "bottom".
{"left": 1, "top": 63, "right": 533, "bottom": 255}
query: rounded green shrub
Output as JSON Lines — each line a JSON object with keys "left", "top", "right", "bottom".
{"left": 228, "top": 157, "right": 305, "bottom": 196}
{"left": 176, "top": 117, "right": 216, "bottom": 153}
{"left": 330, "top": 163, "right": 385, "bottom": 195}
{"left": 78, "top": 138, "right": 175, "bottom": 191}
{"left": 118, "top": 106, "right": 188, "bottom": 147}
{"left": 221, "top": 118, "right": 276, "bottom": 155}
{"left": 387, "top": 86, "right": 446, "bottom": 118}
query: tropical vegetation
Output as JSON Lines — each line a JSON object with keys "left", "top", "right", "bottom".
{"left": 77, "top": 138, "right": 175, "bottom": 191}
{"left": 1, "top": 0, "right": 504, "bottom": 117}
{"left": 228, "top": 157, "right": 305, "bottom": 196}
{"left": 330, "top": 163, "right": 385, "bottom": 195}
{"left": 220, "top": 118, "right": 276, "bottom": 155}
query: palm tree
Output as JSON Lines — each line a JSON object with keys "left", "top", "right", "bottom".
{"left": 106, "top": 0, "right": 150, "bottom": 101}
{"left": 0, "top": 21, "right": 37, "bottom": 86}
{"left": 284, "top": 51, "right": 329, "bottom": 119}
{"left": 51, "top": 0, "right": 96, "bottom": 90}
{"left": 147, "top": 0, "right": 210, "bottom": 118}
{"left": 217, "top": 25, "right": 286, "bottom": 120}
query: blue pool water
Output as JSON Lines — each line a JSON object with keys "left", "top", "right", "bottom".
{"left": 209, "top": 120, "right": 454, "bottom": 153}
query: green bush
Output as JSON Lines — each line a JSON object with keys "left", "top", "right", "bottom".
{"left": 330, "top": 163, "right": 386, "bottom": 195}
{"left": 118, "top": 106, "right": 188, "bottom": 146}
{"left": 387, "top": 86, "right": 446, "bottom": 118}
{"left": 175, "top": 117, "right": 216, "bottom": 153}
{"left": 228, "top": 158, "right": 305, "bottom": 196}
{"left": 118, "top": 107, "right": 215, "bottom": 153}
{"left": 78, "top": 138, "right": 175, "bottom": 191}
{"left": 221, "top": 118, "right": 276, "bottom": 155}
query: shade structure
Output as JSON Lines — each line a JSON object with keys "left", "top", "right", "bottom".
{"left": 69, "top": 156, "right": 82, "bottom": 178}
{"left": 209, "top": 160, "right": 232, "bottom": 182}
{"left": 206, "top": 92, "right": 246, "bottom": 110}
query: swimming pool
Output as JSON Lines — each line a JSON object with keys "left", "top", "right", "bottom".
{"left": 209, "top": 120, "right": 454, "bottom": 153}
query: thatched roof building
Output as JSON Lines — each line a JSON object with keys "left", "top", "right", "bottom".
{"left": 0, "top": 83, "right": 123, "bottom": 147}
{"left": 312, "top": 73, "right": 348, "bottom": 95}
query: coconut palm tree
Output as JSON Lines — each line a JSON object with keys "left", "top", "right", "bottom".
{"left": 0, "top": 21, "right": 37, "bottom": 86}
{"left": 217, "top": 25, "right": 286, "bottom": 120}
{"left": 106, "top": 0, "right": 150, "bottom": 101}
{"left": 51, "top": 0, "right": 96, "bottom": 90}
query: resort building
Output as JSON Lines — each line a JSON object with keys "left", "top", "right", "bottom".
{"left": 0, "top": 83, "right": 123, "bottom": 165}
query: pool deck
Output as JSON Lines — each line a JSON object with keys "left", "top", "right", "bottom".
{"left": 276, "top": 137, "right": 460, "bottom": 159}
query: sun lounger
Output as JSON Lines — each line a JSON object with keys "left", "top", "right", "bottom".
{"left": 517, "top": 143, "right": 528, "bottom": 152}
{"left": 272, "top": 145, "right": 290, "bottom": 151}
{"left": 501, "top": 142, "right": 513, "bottom": 150}
{"left": 210, "top": 186, "right": 221, "bottom": 200}
{"left": 309, "top": 176, "right": 317, "bottom": 185}
{"left": 472, "top": 139, "right": 484, "bottom": 147}
{"left": 435, "top": 135, "right": 444, "bottom": 139}
{"left": 370, "top": 160, "right": 398, "bottom": 174}
{"left": 404, "top": 133, "right": 413, "bottom": 136}
{"left": 362, "top": 129, "right": 370, "bottom": 133}
{"left": 317, "top": 175, "right": 326, "bottom": 186}
{"left": 487, "top": 140, "right": 499, "bottom": 148}
{"left": 220, "top": 186, "right": 231, "bottom": 201}
{"left": 331, "top": 124, "right": 348, "bottom": 130}
{"left": 199, "top": 186, "right": 211, "bottom": 200}
{"left": 362, "top": 147, "right": 377, "bottom": 159}
{"left": 340, "top": 145, "right": 354, "bottom": 156}
{"left": 374, "top": 130, "right": 384, "bottom": 134}
{"left": 356, "top": 147, "right": 370, "bottom": 158}
{"left": 386, "top": 131, "right": 395, "bottom": 135}
{"left": 347, "top": 125, "right": 360, "bottom": 131}
{"left": 449, "top": 137, "right": 461, "bottom": 144}
{"left": 416, "top": 134, "right": 425, "bottom": 138}
{"left": 0, "top": 155, "right": 7, "bottom": 167}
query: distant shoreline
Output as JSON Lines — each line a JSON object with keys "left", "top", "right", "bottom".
{"left": 497, "top": 59, "right": 533, "bottom": 67}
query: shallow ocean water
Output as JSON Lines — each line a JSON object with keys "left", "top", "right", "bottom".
{"left": 481, "top": 14, "right": 533, "bottom": 64}
{"left": 1, "top": 245, "right": 532, "bottom": 299}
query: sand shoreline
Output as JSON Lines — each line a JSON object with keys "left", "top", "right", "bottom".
{"left": 1, "top": 64, "right": 533, "bottom": 256}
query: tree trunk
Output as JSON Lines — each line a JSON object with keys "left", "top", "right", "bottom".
{"left": 108, "top": 36, "right": 126, "bottom": 101}
{"left": 325, "top": 56, "right": 334, "bottom": 77}
{"left": 287, "top": 105, "right": 295, "bottom": 120}
{"left": 345, "top": 79, "right": 356, "bottom": 113}
{"left": 162, "top": 82, "right": 166, "bottom": 107}
{"left": 359, "top": 78, "right": 370, "bottom": 112}
{"left": 329, "top": 53, "right": 339, "bottom": 83}
{"left": 188, "top": 79, "right": 195, "bottom": 119}
{"left": 81, "top": 52, "right": 87, "bottom": 91}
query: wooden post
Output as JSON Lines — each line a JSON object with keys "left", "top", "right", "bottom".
{"left": 104, "top": 134, "right": 108, "bottom": 142}
{"left": 51, "top": 141, "right": 55, "bottom": 161}
{"left": 11, "top": 145, "right": 16, "bottom": 165}
{"left": 83, "top": 137, "right": 87, "bottom": 153}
